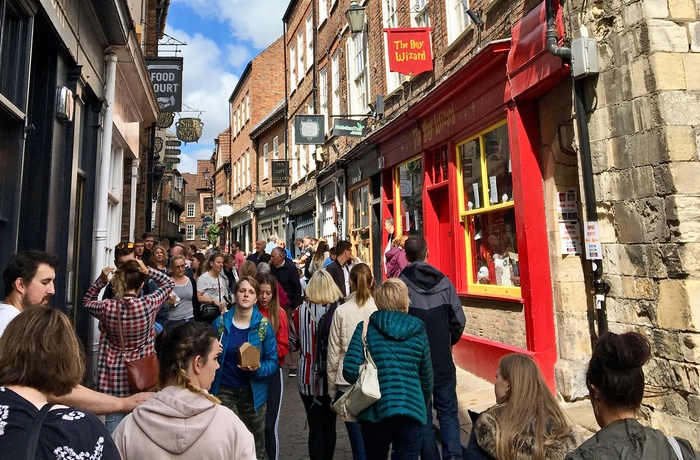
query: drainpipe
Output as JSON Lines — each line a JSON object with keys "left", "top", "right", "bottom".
{"left": 129, "top": 159, "right": 139, "bottom": 241}
{"left": 93, "top": 50, "right": 118, "bottom": 278}
{"left": 545, "top": 0, "right": 608, "bottom": 336}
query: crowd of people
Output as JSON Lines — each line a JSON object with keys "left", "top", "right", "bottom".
{"left": 0, "top": 229, "right": 697, "bottom": 459}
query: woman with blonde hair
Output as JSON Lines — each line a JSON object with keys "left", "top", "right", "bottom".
{"left": 113, "top": 322, "right": 256, "bottom": 459}
{"left": 83, "top": 258, "right": 173, "bottom": 432}
{"left": 468, "top": 353, "right": 579, "bottom": 460}
{"left": 385, "top": 234, "right": 409, "bottom": 278}
{"left": 0, "top": 307, "right": 120, "bottom": 458}
{"left": 290, "top": 269, "right": 343, "bottom": 460}
{"left": 327, "top": 263, "right": 378, "bottom": 459}
{"left": 148, "top": 244, "right": 168, "bottom": 273}
{"left": 256, "top": 272, "right": 289, "bottom": 460}
{"left": 342, "top": 278, "right": 432, "bottom": 459}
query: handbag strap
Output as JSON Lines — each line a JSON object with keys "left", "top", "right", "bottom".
{"left": 361, "top": 320, "right": 370, "bottom": 357}
{"left": 25, "top": 403, "right": 55, "bottom": 460}
{"left": 668, "top": 436, "right": 684, "bottom": 460}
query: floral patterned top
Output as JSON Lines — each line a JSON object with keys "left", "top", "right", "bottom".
{"left": 0, "top": 387, "right": 120, "bottom": 459}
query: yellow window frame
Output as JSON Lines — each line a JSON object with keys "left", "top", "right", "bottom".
{"left": 456, "top": 120, "right": 521, "bottom": 299}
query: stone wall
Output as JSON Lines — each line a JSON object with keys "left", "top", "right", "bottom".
{"left": 578, "top": 0, "right": 700, "bottom": 438}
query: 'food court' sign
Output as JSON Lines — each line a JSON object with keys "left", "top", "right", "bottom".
{"left": 146, "top": 57, "right": 184, "bottom": 113}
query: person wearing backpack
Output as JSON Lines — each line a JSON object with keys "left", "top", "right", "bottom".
{"left": 289, "top": 269, "right": 343, "bottom": 460}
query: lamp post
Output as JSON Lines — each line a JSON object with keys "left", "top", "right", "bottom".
{"left": 345, "top": 0, "right": 366, "bottom": 33}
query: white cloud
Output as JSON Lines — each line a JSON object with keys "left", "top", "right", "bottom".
{"left": 226, "top": 44, "right": 253, "bottom": 69}
{"left": 162, "top": 26, "right": 239, "bottom": 173}
{"left": 171, "top": 0, "right": 285, "bottom": 49}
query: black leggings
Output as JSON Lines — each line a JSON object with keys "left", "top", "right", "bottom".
{"left": 265, "top": 368, "right": 283, "bottom": 460}
{"left": 300, "top": 393, "right": 337, "bottom": 460}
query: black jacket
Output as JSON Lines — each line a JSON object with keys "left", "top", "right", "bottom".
{"left": 247, "top": 251, "right": 271, "bottom": 265}
{"left": 271, "top": 258, "right": 302, "bottom": 308}
{"left": 400, "top": 261, "right": 466, "bottom": 379}
{"left": 325, "top": 260, "right": 348, "bottom": 298}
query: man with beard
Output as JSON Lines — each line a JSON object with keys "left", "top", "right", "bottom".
{"left": 141, "top": 232, "right": 155, "bottom": 265}
{"left": 0, "top": 250, "right": 152, "bottom": 414}
{"left": 0, "top": 251, "right": 57, "bottom": 335}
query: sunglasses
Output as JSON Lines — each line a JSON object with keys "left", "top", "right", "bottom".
{"left": 116, "top": 242, "right": 135, "bottom": 250}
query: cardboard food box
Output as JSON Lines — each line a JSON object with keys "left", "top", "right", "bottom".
{"left": 238, "top": 342, "right": 260, "bottom": 368}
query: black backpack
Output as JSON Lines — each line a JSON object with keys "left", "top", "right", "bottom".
{"left": 314, "top": 302, "right": 339, "bottom": 385}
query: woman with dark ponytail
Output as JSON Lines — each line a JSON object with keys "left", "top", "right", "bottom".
{"left": 326, "top": 263, "right": 378, "bottom": 459}
{"left": 113, "top": 322, "right": 255, "bottom": 459}
{"left": 566, "top": 332, "right": 698, "bottom": 459}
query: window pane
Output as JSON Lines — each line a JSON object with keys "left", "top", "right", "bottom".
{"left": 470, "top": 208, "right": 519, "bottom": 287}
{"left": 460, "top": 139, "right": 482, "bottom": 210}
{"left": 485, "top": 124, "right": 513, "bottom": 204}
{"left": 398, "top": 159, "right": 423, "bottom": 236}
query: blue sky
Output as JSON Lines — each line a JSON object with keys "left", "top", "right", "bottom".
{"left": 164, "top": 0, "right": 288, "bottom": 173}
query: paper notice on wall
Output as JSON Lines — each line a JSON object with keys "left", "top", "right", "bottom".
{"left": 559, "top": 222, "right": 582, "bottom": 255}
{"left": 584, "top": 221, "right": 603, "bottom": 260}
{"left": 557, "top": 189, "right": 579, "bottom": 222}
{"left": 473, "top": 183, "right": 480, "bottom": 209}
{"left": 405, "top": 211, "right": 410, "bottom": 232}
{"left": 489, "top": 176, "right": 498, "bottom": 203}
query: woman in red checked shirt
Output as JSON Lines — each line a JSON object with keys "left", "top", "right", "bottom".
{"left": 256, "top": 272, "right": 289, "bottom": 460}
{"left": 83, "top": 258, "right": 173, "bottom": 433}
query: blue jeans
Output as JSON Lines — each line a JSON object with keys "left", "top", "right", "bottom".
{"left": 360, "top": 416, "right": 422, "bottom": 460}
{"left": 420, "top": 372, "right": 461, "bottom": 460}
{"left": 345, "top": 420, "right": 366, "bottom": 460}
{"left": 104, "top": 412, "right": 126, "bottom": 434}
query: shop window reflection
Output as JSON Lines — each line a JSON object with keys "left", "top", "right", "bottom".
{"left": 469, "top": 208, "right": 519, "bottom": 287}
{"left": 397, "top": 158, "right": 423, "bottom": 237}
{"left": 349, "top": 183, "right": 371, "bottom": 264}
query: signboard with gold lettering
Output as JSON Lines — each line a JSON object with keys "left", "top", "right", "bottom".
{"left": 384, "top": 28, "right": 433, "bottom": 76}
{"left": 176, "top": 118, "right": 204, "bottom": 144}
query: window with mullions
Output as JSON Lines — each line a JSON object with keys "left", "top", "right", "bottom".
{"left": 0, "top": 1, "right": 32, "bottom": 112}
{"left": 395, "top": 157, "right": 423, "bottom": 237}
{"left": 349, "top": 183, "right": 371, "bottom": 264}
{"left": 458, "top": 121, "right": 520, "bottom": 297}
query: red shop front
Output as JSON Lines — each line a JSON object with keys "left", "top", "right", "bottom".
{"left": 369, "top": 3, "right": 570, "bottom": 388}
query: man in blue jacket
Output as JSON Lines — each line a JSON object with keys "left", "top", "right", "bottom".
{"left": 400, "top": 235, "right": 466, "bottom": 460}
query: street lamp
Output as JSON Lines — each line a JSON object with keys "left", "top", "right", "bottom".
{"left": 345, "top": 0, "right": 365, "bottom": 34}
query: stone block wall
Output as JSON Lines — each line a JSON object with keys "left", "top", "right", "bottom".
{"left": 578, "top": 0, "right": 700, "bottom": 438}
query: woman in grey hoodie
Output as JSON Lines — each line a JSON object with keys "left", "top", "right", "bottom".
{"left": 113, "top": 322, "right": 255, "bottom": 459}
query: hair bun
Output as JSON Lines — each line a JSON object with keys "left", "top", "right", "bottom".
{"left": 597, "top": 332, "right": 651, "bottom": 370}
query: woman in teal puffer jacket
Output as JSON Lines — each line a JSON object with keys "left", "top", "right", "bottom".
{"left": 343, "top": 278, "right": 433, "bottom": 460}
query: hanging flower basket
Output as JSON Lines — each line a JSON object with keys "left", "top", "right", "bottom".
{"left": 205, "top": 223, "right": 220, "bottom": 246}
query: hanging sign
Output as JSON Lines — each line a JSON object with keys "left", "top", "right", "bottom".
{"left": 271, "top": 160, "right": 290, "bottom": 187}
{"left": 156, "top": 112, "right": 176, "bottom": 128}
{"left": 384, "top": 28, "right": 433, "bottom": 76}
{"left": 154, "top": 137, "right": 163, "bottom": 153}
{"left": 333, "top": 118, "right": 367, "bottom": 137}
{"left": 254, "top": 193, "right": 267, "bottom": 209}
{"left": 164, "top": 156, "right": 181, "bottom": 164}
{"left": 294, "top": 115, "right": 325, "bottom": 144}
{"left": 165, "top": 148, "right": 181, "bottom": 156}
{"left": 145, "top": 57, "right": 183, "bottom": 112}
{"left": 176, "top": 118, "right": 204, "bottom": 144}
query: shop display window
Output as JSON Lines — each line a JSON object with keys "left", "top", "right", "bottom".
{"left": 395, "top": 157, "right": 424, "bottom": 237}
{"left": 458, "top": 121, "right": 521, "bottom": 298}
{"left": 349, "top": 182, "right": 371, "bottom": 264}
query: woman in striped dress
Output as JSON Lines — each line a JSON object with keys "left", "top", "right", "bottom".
{"left": 83, "top": 258, "right": 173, "bottom": 432}
{"left": 289, "top": 269, "right": 343, "bottom": 460}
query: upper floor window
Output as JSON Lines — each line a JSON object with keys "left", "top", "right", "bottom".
{"left": 446, "top": 0, "right": 471, "bottom": 43}
{"left": 187, "top": 203, "right": 195, "bottom": 217}
{"left": 306, "top": 13, "right": 313, "bottom": 71}
{"left": 458, "top": 121, "right": 520, "bottom": 298}
{"left": 319, "top": 68, "right": 329, "bottom": 131}
{"left": 175, "top": 176, "right": 184, "bottom": 190}
{"left": 331, "top": 50, "right": 340, "bottom": 117}
{"left": 0, "top": 1, "right": 31, "bottom": 112}
{"left": 245, "top": 92, "right": 250, "bottom": 121}
{"left": 319, "top": 0, "right": 328, "bottom": 24}
{"left": 290, "top": 44, "right": 297, "bottom": 92}
{"left": 346, "top": 32, "right": 369, "bottom": 115}
{"left": 273, "top": 136, "right": 279, "bottom": 159}
{"left": 412, "top": 0, "right": 430, "bottom": 27}
{"left": 186, "top": 224, "right": 195, "bottom": 240}
{"left": 382, "top": 0, "right": 401, "bottom": 93}
{"left": 297, "top": 30, "right": 304, "bottom": 83}
{"left": 263, "top": 143, "right": 269, "bottom": 179}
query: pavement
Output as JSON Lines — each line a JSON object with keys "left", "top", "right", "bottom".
{"left": 278, "top": 366, "right": 597, "bottom": 459}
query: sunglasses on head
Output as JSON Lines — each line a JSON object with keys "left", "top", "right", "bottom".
{"left": 116, "top": 242, "right": 135, "bottom": 250}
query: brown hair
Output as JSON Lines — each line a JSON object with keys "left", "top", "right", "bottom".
{"left": 256, "top": 273, "right": 281, "bottom": 333}
{"left": 240, "top": 260, "right": 257, "bottom": 278}
{"left": 235, "top": 276, "right": 260, "bottom": 297}
{"left": 148, "top": 244, "right": 167, "bottom": 268}
{"left": 112, "top": 260, "right": 147, "bottom": 298}
{"left": 392, "top": 234, "right": 408, "bottom": 248}
{"left": 374, "top": 278, "right": 409, "bottom": 312}
{"left": 350, "top": 263, "right": 374, "bottom": 307}
{"left": 0, "top": 307, "right": 85, "bottom": 396}
{"left": 494, "top": 354, "right": 573, "bottom": 460}
{"left": 159, "top": 322, "right": 220, "bottom": 404}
